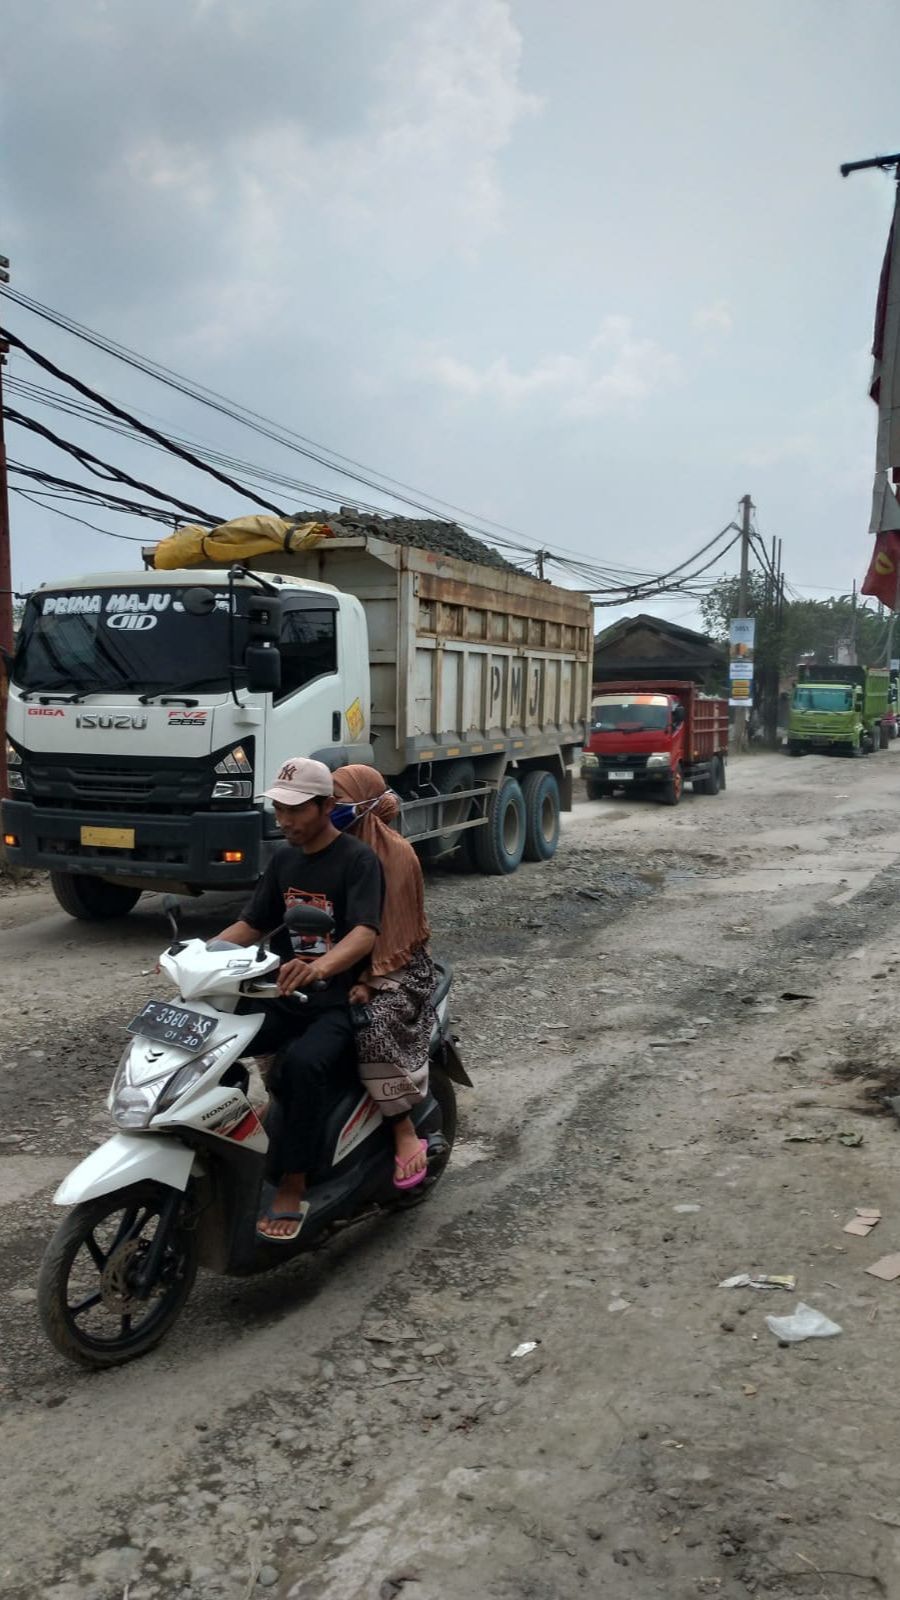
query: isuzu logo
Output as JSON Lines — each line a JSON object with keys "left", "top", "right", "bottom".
{"left": 106, "top": 613, "right": 157, "bottom": 632}
{"left": 75, "top": 714, "right": 148, "bottom": 730}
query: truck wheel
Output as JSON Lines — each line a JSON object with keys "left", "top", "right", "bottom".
{"left": 788, "top": 741, "right": 803, "bottom": 757}
{"left": 473, "top": 776, "right": 526, "bottom": 875}
{"left": 716, "top": 756, "right": 726, "bottom": 790}
{"left": 419, "top": 760, "right": 475, "bottom": 865}
{"left": 50, "top": 872, "right": 141, "bottom": 921}
{"left": 521, "top": 770, "right": 560, "bottom": 862}
{"left": 872, "top": 725, "right": 882, "bottom": 752}
{"left": 660, "top": 764, "right": 684, "bottom": 807}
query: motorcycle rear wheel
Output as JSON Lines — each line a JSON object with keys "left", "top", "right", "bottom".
{"left": 38, "top": 1181, "right": 198, "bottom": 1369}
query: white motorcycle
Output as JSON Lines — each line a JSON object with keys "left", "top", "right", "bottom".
{"left": 38, "top": 901, "right": 467, "bottom": 1368}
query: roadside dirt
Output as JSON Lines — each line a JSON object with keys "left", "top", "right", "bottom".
{"left": 3, "top": 749, "right": 900, "bottom": 1599}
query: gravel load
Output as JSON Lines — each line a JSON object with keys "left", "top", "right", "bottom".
{"left": 295, "top": 507, "right": 520, "bottom": 574}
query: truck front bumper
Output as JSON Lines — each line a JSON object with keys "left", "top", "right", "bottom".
{"left": 581, "top": 755, "right": 665, "bottom": 787}
{"left": 1, "top": 800, "right": 264, "bottom": 886}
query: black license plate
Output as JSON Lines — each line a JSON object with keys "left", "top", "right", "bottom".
{"left": 127, "top": 1000, "right": 217, "bottom": 1053}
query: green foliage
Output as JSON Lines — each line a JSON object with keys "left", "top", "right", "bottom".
{"left": 699, "top": 577, "right": 887, "bottom": 670}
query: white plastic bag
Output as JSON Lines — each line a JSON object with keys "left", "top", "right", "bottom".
{"left": 765, "top": 1301, "right": 842, "bottom": 1343}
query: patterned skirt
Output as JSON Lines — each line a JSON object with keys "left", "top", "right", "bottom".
{"left": 356, "top": 945, "right": 436, "bottom": 1117}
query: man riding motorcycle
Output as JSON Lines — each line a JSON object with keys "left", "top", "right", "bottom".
{"left": 215, "top": 757, "right": 383, "bottom": 1242}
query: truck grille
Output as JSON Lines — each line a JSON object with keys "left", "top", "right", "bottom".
{"left": 597, "top": 753, "right": 648, "bottom": 771}
{"left": 25, "top": 759, "right": 212, "bottom": 813}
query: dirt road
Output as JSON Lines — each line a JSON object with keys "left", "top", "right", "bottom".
{"left": 3, "top": 748, "right": 900, "bottom": 1599}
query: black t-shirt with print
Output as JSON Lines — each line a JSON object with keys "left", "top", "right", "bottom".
{"left": 241, "top": 833, "right": 384, "bottom": 1008}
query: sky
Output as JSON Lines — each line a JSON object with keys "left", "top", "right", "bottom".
{"left": 2, "top": 0, "right": 899, "bottom": 632}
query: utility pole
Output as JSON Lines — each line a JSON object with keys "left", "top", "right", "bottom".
{"left": 731, "top": 492, "right": 753, "bottom": 752}
{"left": 850, "top": 579, "right": 858, "bottom": 665}
{"left": 0, "top": 253, "right": 11, "bottom": 803}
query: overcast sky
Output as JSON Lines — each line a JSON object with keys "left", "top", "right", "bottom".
{"left": 2, "top": 0, "right": 899, "bottom": 630}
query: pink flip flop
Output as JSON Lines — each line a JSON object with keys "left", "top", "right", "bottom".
{"left": 393, "top": 1139, "right": 429, "bottom": 1191}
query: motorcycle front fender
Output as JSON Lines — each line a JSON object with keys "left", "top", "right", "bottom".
{"left": 53, "top": 1132, "right": 199, "bottom": 1207}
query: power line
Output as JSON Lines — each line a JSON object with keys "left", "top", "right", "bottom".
{"left": 0, "top": 324, "right": 289, "bottom": 519}
{"left": 4, "top": 406, "right": 222, "bottom": 525}
{"left": 10, "top": 486, "right": 149, "bottom": 543}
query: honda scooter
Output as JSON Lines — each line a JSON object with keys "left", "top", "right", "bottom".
{"left": 38, "top": 902, "right": 468, "bottom": 1368}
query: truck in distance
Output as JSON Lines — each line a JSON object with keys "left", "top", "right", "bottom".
{"left": 581, "top": 680, "right": 728, "bottom": 806}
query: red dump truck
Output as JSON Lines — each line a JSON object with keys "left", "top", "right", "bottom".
{"left": 581, "top": 680, "right": 729, "bottom": 806}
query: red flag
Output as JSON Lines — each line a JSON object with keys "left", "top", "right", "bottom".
{"left": 862, "top": 530, "right": 900, "bottom": 608}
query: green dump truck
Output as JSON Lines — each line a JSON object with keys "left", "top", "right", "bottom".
{"left": 788, "top": 664, "right": 890, "bottom": 757}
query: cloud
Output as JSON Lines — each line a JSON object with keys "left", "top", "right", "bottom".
{"left": 423, "top": 316, "right": 681, "bottom": 417}
{"left": 1, "top": 0, "right": 539, "bottom": 349}
{"left": 737, "top": 433, "right": 817, "bottom": 469}
{"left": 693, "top": 300, "right": 733, "bottom": 336}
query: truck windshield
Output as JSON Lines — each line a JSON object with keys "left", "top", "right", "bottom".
{"left": 591, "top": 699, "right": 670, "bottom": 732}
{"left": 13, "top": 587, "right": 247, "bottom": 697}
{"left": 792, "top": 686, "right": 853, "bottom": 713}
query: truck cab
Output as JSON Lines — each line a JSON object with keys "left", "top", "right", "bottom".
{"left": 3, "top": 569, "right": 372, "bottom": 917}
{"left": 581, "top": 680, "right": 728, "bottom": 805}
{"left": 788, "top": 681, "right": 859, "bottom": 756}
{"left": 582, "top": 691, "right": 687, "bottom": 804}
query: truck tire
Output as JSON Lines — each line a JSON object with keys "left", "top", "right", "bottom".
{"left": 716, "top": 755, "right": 726, "bottom": 790}
{"left": 660, "top": 764, "right": 684, "bottom": 807}
{"left": 521, "top": 770, "right": 560, "bottom": 862}
{"left": 871, "top": 725, "right": 882, "bottom": 753}
{"left": 473, "top": 776, "right": 526, "bottom": 875}
{"left": 788, "top": 741, "right": 803, "bottom": 757}
{"left": 419, "top": 760, "right": 475, "bottom": 865}
{"left": 692, "top": 761, "right": 720, "bottom": 796}
{"left": 50, "top": 871, "right": 141, "bottom": 921}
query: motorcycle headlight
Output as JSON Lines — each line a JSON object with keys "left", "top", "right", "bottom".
{"left": 646, "top": 752, "right": 672, "bottom": 769}
{"left": 110, "top": 1038, "right": 233, "bottom": 1129}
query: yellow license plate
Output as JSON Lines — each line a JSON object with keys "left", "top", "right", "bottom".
{"left": 80, "top": 825, "right": 135, "bottom": 849}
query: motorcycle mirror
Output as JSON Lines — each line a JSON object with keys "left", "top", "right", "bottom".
{"left": 284, "top": 904, "right": 336, "bottom": 936}
{"left": 180, "top": 587, "right": 217, "bottom": 616}
{"left": 161, "top": 894, "right": 181, "bottom": 937}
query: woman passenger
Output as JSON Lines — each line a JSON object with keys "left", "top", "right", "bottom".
{"left": 331, "top": 765, "right": 436, "bottom": 1189}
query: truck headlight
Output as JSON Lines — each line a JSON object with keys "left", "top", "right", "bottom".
{"left": 212, "top": 744, "right": 253, "bottom": 802}
{"left": 6, "top": 740, "right": 24, "bottom": 791}
{"left": 211, "top": 780, "right": 253, "bottom": 800}
{"left": 646, "top": 752, "right": 671, "bottom": 769}
{"left": 215, "top": 745, "right": 252, "bottom": 776}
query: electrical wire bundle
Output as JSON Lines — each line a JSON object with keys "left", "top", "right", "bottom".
{"left": 1, "top": 285, "right": 766, "bottom": 605}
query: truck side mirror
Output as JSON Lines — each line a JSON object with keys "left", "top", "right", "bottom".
{"left": 247, "top": 592, "right": 283, "bottom": 643}
{"left": 672, "top": 704, "right": 686, "bottom": 728}
{"left": 245, "top": 644, "right": 281, "bottom": 694}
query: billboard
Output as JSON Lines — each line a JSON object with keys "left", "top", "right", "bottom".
{"left": 729, "top": 617, "right": 755, "bottom": 709}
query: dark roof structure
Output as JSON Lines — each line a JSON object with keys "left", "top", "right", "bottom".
{"left": 594, "top": 613, "right": 727, "bottom": 685}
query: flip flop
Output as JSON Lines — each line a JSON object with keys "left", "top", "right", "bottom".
{"left": 257, "top": 1199, "right": 310, "bottom": 1242}
{"left": 393, "top": 1140, "right": 429, "bottom": 1192}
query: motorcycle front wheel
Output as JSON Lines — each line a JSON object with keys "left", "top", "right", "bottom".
{"left": 38, "top": 1180, "right": 198, "bottom": 1369}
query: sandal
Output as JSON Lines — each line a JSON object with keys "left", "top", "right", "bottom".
{"left": 257, "top": 1199, "right": 310, "bottom": 1242}
{"left": 393, "top": 1139, "right": 429, "bottom": 1192}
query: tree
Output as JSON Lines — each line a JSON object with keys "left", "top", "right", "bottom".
{"left": 699, "top": 578, "right": 886, "bottom": 671}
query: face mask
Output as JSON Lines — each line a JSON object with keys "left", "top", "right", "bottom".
{"left": 331, "top": 796, "right": 381, "bottom": 832}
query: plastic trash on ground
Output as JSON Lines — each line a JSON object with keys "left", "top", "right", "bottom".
{"left": 765, "top": 1302, "right": 842, "bottom": 1343}
{"left": 510, "top": 1341, "right": 540, "bottom": 1358}
{"left": 719, "top": 1273, "right": 796, "bottom": 1291}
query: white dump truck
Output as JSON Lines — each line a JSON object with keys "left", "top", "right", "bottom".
{"left": 3, "top": 524, "right": 592, "bottom": 918}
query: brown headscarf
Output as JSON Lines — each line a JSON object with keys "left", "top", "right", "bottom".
{"left": 332, "top": 765, "right": 430, "bottom": 979}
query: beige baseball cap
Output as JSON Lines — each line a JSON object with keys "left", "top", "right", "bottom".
{"left": 263, "top": 757, "right": 334, "bottom": 806}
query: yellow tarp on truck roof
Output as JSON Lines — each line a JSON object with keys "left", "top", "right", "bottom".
{"left": 152, "top": 515, "right": 333, "bottom": 570}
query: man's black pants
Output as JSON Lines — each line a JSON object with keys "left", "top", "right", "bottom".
{"left": 251, "top": 1003, "right": 357, "bottom": 1177}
